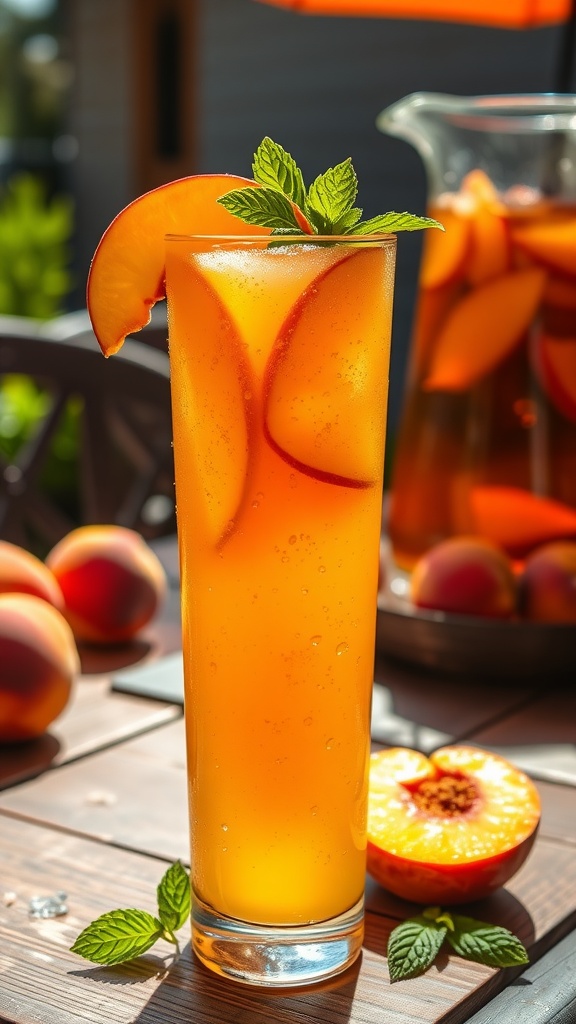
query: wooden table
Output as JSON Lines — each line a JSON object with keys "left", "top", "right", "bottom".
{"left": 1, "top": 537, "right": 575, "bottom": 1024}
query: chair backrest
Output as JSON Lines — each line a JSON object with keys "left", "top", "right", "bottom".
{"left": 0, "top": 314, "right": 175, "bottom": 556}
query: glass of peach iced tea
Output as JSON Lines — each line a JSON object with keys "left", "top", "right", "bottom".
{"left": 87, "top": 138, "right": 439, "bottom": 986}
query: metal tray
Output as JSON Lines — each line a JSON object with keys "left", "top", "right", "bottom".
{"left": 376, "top": 591, "right": 576, "bottom": 678}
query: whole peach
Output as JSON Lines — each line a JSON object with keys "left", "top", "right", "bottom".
{"left": 46, "top": 525, "right": 168, "bottom": 645}
{"left": 519, "top": 541, "right": 576, "bottom": 623}
{"left": 0, "top": 539, "right": 64, "bottom": 609}
{"left": 0, "top": 593, "right": 79, "bottom": 743}
{"left": 367, "top": 745, "right": 541, "bottom": 905}
{"left": 410, "top": 535, "right": 517, "bottom": 619}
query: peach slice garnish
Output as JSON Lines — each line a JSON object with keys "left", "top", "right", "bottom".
{"left": 166, "top": 254, "right": 255, "bottom": 546}
{"left": 423, "top": 267, "right": 546, "bottom": 392}
{"left": 263, "top": 246, "right": 393, "bottom": 487}
{"left": 470, "top": 485, "right": 576, "bottom": 558}
{"left": 419, "top": 206, "right": 471, "bottom": 290}
{"left": 87, "top": 174, "right": 268, "bottom": 356}
{"left": 511, "top": 215, "right": 576, "bottom": 278}
{"left": 533, "top": 333, "right": 576, "bottom": 424}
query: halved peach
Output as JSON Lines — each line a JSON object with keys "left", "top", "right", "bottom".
{"left": 470, "top": 485, "right": 576, "bottom": 558}
{"left": 263, "top": 246, "right": 393, "bottom": 486}
{"left": 423, "top": 267, "right": 546, "bottom": 392}
{"left": 533, "top": 333, "right": 576, "bottom": 424}
{"left": 511, "top": 216, "right": 576, "bottom": 278}
{"left": 367, "top": 745, "right": 541, "bottom": 905}
{"left": 87, "top": 174, "right": 270, "bottom": 356}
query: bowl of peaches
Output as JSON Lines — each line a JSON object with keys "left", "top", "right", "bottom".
{"left": 377, "top": 533, "right": 576, "bottom": 677}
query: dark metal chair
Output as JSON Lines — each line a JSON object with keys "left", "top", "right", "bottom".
{"left": 0, "top": 314, "right": 175, "bottom": 556}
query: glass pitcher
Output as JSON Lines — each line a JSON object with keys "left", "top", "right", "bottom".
{"left": 377, "top": 92, "right": 576, "bottom": 594}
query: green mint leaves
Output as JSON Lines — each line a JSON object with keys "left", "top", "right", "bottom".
{"left": 217, "top": 137, "right": 443, "bottom": 237}
{"left": 70, "top": 863, "right": 529, "bottom": 981}
{"left": 387, "top": 906, "right": 529, "bottom": 982}
{"left": 70, "top": 860, "right": 191, "bottom": 967}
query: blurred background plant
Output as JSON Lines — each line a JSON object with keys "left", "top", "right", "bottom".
{"left": 0, "top": 170, "right": 73, "bottom": 317}
{"left": 0, "top": 170, "right": 79, "bottom": 529}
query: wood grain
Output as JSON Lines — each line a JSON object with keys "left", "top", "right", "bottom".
{"left": 1, "top": 814, "right": 574, "bottom": 1024}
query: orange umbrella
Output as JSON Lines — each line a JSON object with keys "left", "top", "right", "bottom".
{"left": 254, "top": 0, "right": 571, "bottom": 28}
{"left": 255, "top": 0, "right": 576, "bottom": 89}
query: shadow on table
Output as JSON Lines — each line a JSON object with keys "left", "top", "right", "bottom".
{"left": 71, "top": 942, "right": 362, "bottom": 1024}
{"left": 0, "top": 731, "right": 61, "bottom": 790}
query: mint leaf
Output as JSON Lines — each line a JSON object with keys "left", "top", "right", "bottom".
{"left": 387, "top": 915, "right": 448, "bottom": 981}
{"left": 157, "top": 860, "right": 190, "bottom": 935}
{"left": 332, "top": 207, "right": 363, "bottom": 233}
{"left": 305, "top": 158, "right": 358, "bottom": 233}
{"left": 218, "top": 136, "right": 444, "bottom": 238}
{"left": 70, "top": 908, "right": 163, "bottom": 966}
{"left": 351, "top": 212, "right": 444, "bottom": 234}
{"left": 448, "top": 914, "right": 529, "bottom": 968}
{"left": 252, "top": 137, "right": 307, "bottom": 211}
{"left": 217, "top": 186, "right": 304, "bottom": 233}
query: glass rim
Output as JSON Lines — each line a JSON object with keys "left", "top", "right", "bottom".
{"left": 164, "top": 233, "right": 398, "bottom": 244}
{"left": 380, "top": 91, "right": 576, "bottom": 135}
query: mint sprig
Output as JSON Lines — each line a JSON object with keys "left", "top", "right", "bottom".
{"left": 70, "top": 860, "right": 190, "bottom": 967}
{"left": 387, "top": 906, "right": 529, "bottom": 982}
{"left": 217, "top": 136, "right": 443, "bottom": 237}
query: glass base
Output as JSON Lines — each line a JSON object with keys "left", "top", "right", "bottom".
{"left": 191, "top": 892, "right": 364, "bottom": 987}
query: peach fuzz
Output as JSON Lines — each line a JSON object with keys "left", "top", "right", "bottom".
{"left": 87, "top": 174, "right": 276, "bottom": 358}
{"left": 0, "top": 539, "right": 64, "bottom": 609}
{"left": 46, "top": 525, "right": 167, "bottom": 645}
{"left": 410, "top": 535, "right": 516, "bottom": 619}
{"left": 0, "top": 593, "right": 79, "bottom": 743}
{"left": 519, "top": 541, "right": 576, "bottom": 624}
{"left": 367, "top": 745, "right": 541, "bottom": 906}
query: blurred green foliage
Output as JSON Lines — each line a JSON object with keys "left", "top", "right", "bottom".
{"left": 0, "top": 172, "right": 73, "bottom": 318}
{"left": 0, "top": 172, "right": 80, "bottom": 533}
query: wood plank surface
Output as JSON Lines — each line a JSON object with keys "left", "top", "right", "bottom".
{"left": 463, "top": 928, "right": 576, "bottom": 1024}
{"left": 1, "top": 815, "right": 574, "bottom": 1024}
{"left": 0, "top": 677, "right": 181, "bottom": 791}
{"left": 371, "top": 661, "right": 543, "bottom": 751}
{"left": 466, "top": 686, "right": 576, "bottom": 786}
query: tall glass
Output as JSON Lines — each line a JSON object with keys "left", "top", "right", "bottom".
{"left": 164, "top": 232, "right": 396, "bottom": 986}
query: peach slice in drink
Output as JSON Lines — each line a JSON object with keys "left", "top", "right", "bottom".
{"left": 533, "top": 333, "right": 576, "bottom": 424}
{"left": 87, "top": 174, "right": 268, "bottom": 356}
{"left": 419, "top": 206, "right": 471, "bottom": 290}
{"left": 511, "top": 216, "right": 576, "bottom": 278}
{"left": 166, "top": 257, "right": 254, "bottom": 546}
{"left": 543, "top": 274, "right": 576, "bottom": 311}
{"left": 461, "top": 169, "right": 511, "bottom": 286}
{"left": 423, "top": 267, "right": 546, "bottom": 392}
{"left": 264, "top": 246, "right": 393, "bottom": 487}
{"left": 470, "top": 485, "right": 576, "bottom": 559}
